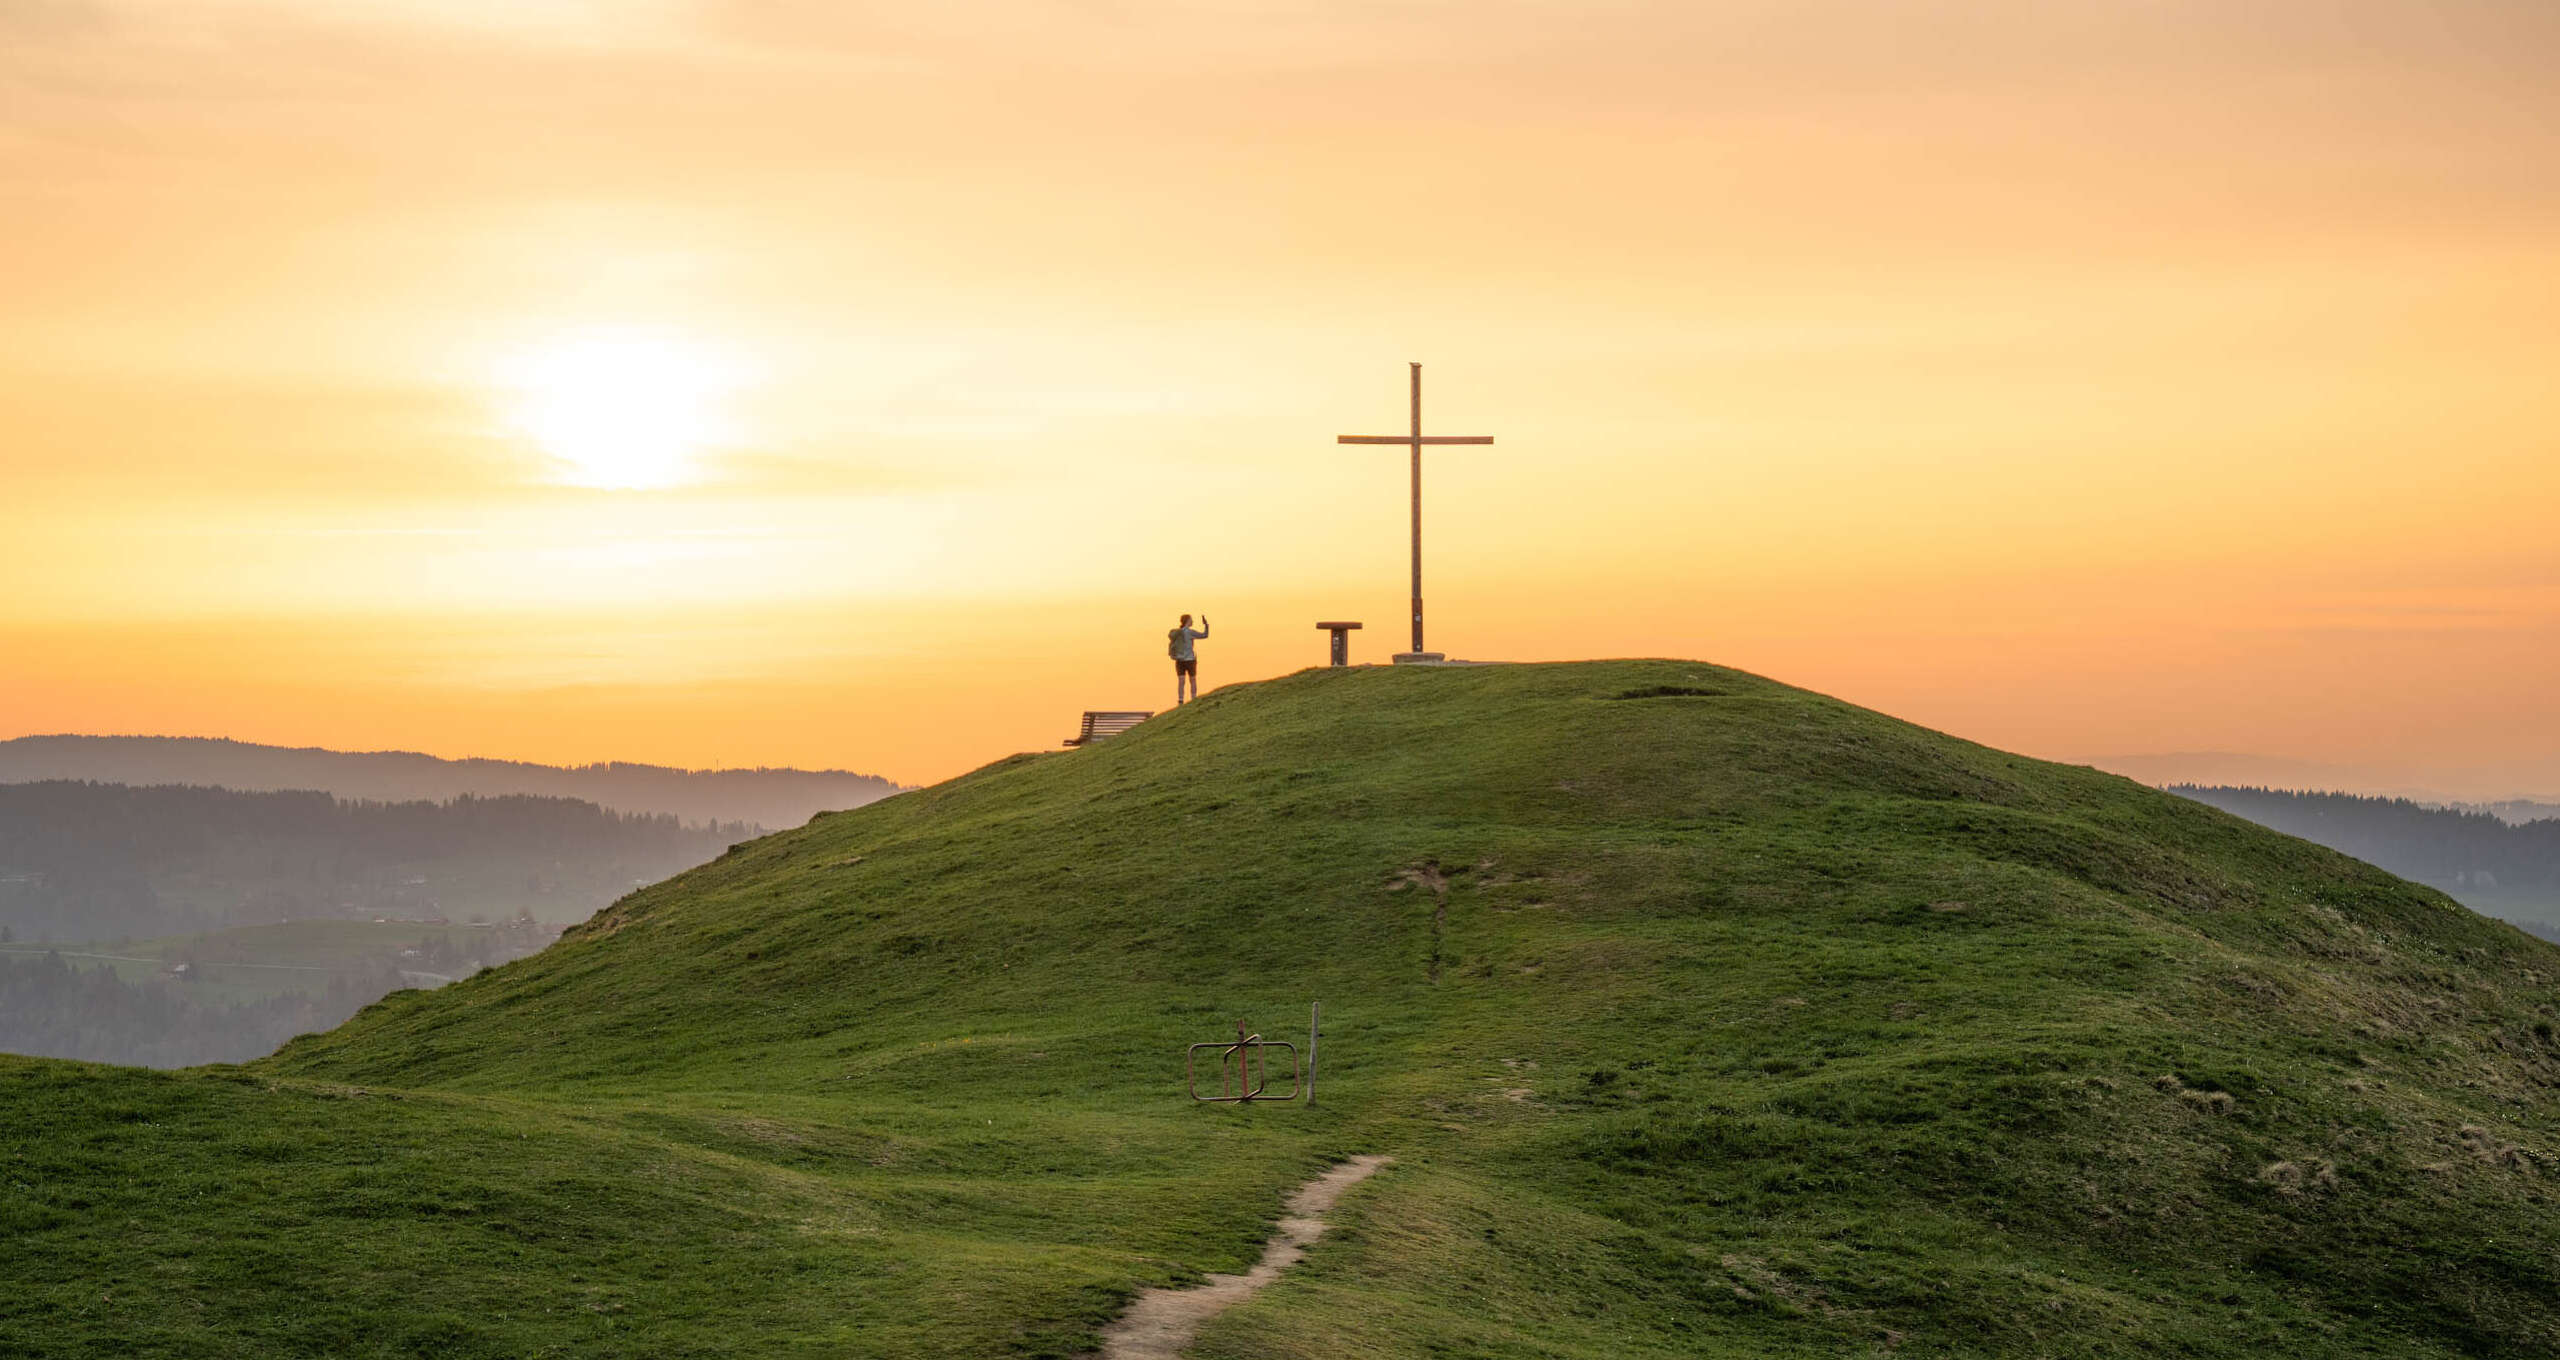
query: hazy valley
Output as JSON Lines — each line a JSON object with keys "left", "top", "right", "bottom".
{"left": 0, "top": 753, "right": 895, "bottom": 1068}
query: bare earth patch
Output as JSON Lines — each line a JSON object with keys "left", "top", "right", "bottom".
{"left": 1096, "top": 1155, "right": 1392, "bottom": 1359}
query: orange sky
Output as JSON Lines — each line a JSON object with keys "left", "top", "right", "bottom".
{"left": 5, "top": 1, "right": 2558, "bottom": 792}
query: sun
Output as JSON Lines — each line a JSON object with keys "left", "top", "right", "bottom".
{"left": 499, "top": 329, "right": 752, "bottom": 489}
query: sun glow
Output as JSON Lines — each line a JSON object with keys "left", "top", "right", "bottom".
{"left": 499, "top": 330, "right": 754, "bottom": 489}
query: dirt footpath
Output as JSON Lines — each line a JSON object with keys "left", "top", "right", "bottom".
{"left": 1096, "top": 1155, "right": 1393, "bottom": 1358}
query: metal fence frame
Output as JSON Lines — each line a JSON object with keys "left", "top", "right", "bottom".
{"left": 1187, "top": 1032, "right": 1301, "bottom": 1103}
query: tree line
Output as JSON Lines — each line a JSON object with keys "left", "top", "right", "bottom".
{"left": 2173, "top": 785, "right": 2560, "bottom": 934}
{"left": 0, "top": 734, "right": 899, "bottom": 829}
{"left": 0, "top": 781, "right": 750, "bottom": 942}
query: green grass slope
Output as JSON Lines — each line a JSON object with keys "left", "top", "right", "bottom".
{"left": 9, "top": 660, "right": 2560, "bottom": 1358}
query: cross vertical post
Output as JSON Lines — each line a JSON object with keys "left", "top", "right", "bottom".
{"left": 1409, "top": 362, "right": 1423, "bottom": 655}
{"left": 1338, "top": 364, "right": 1494, "bottom": 662}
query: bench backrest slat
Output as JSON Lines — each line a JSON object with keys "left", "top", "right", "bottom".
{"left": 1066, "top": 710, "right": 1153, "bottom": 746}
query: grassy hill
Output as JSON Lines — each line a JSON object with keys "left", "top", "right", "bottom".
{"left": 7, "top": 660, "right": 2560, "bottom": 1358}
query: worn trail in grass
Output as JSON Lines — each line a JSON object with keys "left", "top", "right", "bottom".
{"left": 9, "top": 660, "right": 2560, "bottom": 1357}
{"left": 1099, "top": 1155, "right": 1391, "bottom": 1359}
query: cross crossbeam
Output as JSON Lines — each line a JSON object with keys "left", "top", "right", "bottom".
{"left": 1336, "top": 363, "right": 1494, "bottom": 659}
{"left": 1335, "top": 436, "right": 1496, "bottom": 446}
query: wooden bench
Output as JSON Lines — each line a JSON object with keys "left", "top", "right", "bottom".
{"left": 1064, "top": 711, "right": 1151, "bottom": 747}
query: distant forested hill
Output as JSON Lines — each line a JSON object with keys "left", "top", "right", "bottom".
{"left": 2464, "top": 799, "right": 2560, "bottom": 825}
{"left": 0, "top": 781, "right": 748, "bottom": 941}
{"left": 2172, "top": 785, "right": 2560, "bottom": 935}
{"left": 0, "top": 735, "right": 899, "bottom": 828}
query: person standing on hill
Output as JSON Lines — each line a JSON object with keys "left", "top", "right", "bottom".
{"left": 1168, "top": 613, "right": 1210, "bottom": 705}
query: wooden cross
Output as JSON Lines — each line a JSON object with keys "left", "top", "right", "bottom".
{"left": 1337, "top": 363, "right": 1494, "bottom": 659}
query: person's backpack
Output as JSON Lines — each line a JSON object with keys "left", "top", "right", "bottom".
{"left": 1167, "top": 628, "right": 1184, "bottom": 659}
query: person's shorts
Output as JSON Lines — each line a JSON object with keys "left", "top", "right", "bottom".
{"left": 1175, "top": 658, "right": 1198, "bottom": 676}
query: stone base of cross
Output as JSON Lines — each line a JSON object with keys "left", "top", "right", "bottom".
{"left": 1391, "top": 652, "right": 1446, "bottom": 665}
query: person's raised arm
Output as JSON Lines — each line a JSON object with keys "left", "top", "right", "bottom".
{"left": 1199, "top": 615, "right": 1209, "bottom": 637}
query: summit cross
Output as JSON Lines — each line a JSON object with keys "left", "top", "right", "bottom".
{"left": 1337, "top": 363, "right": 1494, "bottom": 661}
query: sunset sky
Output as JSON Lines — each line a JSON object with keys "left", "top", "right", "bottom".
{"left": 6, "top": 1, "right": 2557, "bottom": 791}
